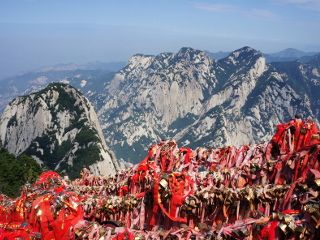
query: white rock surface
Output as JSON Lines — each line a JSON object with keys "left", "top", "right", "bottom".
{"left": 95, "top": 47, "right": 320, "bottom": 163}
{"left": 0, "top": 83, "right": 120, "bottom": 177}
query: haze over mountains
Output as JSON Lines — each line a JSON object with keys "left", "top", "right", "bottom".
{"left": 0, "top": 46, "right": 319, "bottom": 168}
{"left": 0, "top": 48, "right": 318, "bottom": 112}
{"left": 0, "top": 61, "right": 125, "bottom": 112}
{"left": 209, "top": 48, "right": 318, "bottom": 62}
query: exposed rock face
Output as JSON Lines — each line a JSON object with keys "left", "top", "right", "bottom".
{"left": 1, "top": 47, "right": 319, "bottom": 164}
{"left": 96, "top": 47, "right": 320, "bottom": 163}
{"left": 0, "top": 83, "right": 120, "bottom": 178}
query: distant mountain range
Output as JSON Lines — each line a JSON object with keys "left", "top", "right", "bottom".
{"left": 264, "top": 48, "right": 318, "bottom": 63}
{"left": 0, "top": 47, "right": 319, "bottom": 167}
{"left": 208, "top": 48, "right": 318, "bottom": 63}
{"left": 32, "top": 61, "right": 126, "bottom": 73}
{"left": 0, "top": 61, "right": 125, "bottom": 112}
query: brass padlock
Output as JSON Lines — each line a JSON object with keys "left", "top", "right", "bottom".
{"left": 300, "top": 128, "right": 307, "bottom": 135}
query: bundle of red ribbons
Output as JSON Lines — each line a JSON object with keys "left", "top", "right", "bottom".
{"left": 0, "top": 118, "right": 320, "bottom": 239}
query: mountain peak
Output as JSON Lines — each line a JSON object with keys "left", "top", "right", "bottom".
{"left": 126, "top": 54, "right": 155, "bottom": 70}
{"left": 232, "top": 46, "right": 260, "bottom": 56}
{"left": 178, "top": 47, "right": 196, "bottom": 53}
{"left": 221, "top": 46, "right": 262, "bottom": 66}
{"left": 0, "top": 83, "right": 120, "bottom": 178}
{"left": 241, "top": 46, "right": 256, "bottom": 51}
{"left": 39, "top": 82, "right": 72, "bottom": 92}
{"left": 170, "top": 47, "right": 213, "bottom": 67}
{"left": 176, "top": 47, "right": 204, "bottom": 59}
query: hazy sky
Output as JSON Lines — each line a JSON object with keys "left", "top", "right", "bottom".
{"left": 0, "top": 0, "right": 319, "bottom": 79}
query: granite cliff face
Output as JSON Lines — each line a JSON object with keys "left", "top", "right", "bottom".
{"left": 95, "top": 47, "right": 320, "bottom": 163}
{"left": 0, "top": 83, "right": 119, "bottom": 178}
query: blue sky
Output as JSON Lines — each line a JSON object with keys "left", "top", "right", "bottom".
{"left": 0, "top": 0, "right": 319, "bottom": 79}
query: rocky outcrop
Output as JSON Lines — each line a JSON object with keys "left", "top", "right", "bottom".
{"left": 0, "top": 83, "right": 120, "bottom": 178}
{"left": 96, "top": 47, "right": 320, "bottom": 163}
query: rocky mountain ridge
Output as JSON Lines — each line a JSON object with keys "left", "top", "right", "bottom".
{"left": 96, "top": 46, "right": 320, "bottom": 163}
{"left": 0, "top": 83, "right": 120, "bottom": 178}
{"left": 1, "top": 46, "right": 319, "bottom": 165}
